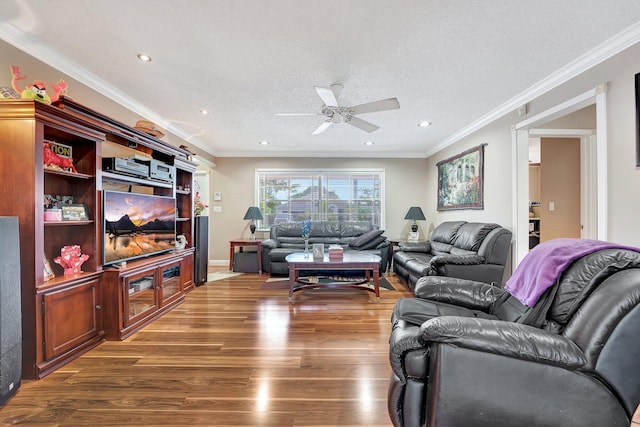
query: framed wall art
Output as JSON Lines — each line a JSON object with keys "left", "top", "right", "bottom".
{"left": 437, "top": 144, "right": 485, "bottom": 211}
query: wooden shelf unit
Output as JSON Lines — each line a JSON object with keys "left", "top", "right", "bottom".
{"left": 0, "top": 100, "right": 105, "bottom": 379}
{"left": 0, "top": 98, "right": 197, "bottom": 379}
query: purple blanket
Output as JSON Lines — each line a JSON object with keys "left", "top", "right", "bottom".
{"left": 505, "top": 238, "right": 640, "bottom": 307}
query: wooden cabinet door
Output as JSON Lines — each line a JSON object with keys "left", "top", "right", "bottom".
{"left": 43, "top": 278, "right": 102, "bottom": 360}
{"left": 181, "top": 251, "right": 195, "bottom": 292}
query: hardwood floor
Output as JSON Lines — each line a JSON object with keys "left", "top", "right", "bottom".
{"left": 3, "top": 269, "right": 639, "bottom": 426}
{"left": 0, "top": 270, "right": 413, "bottom": 426}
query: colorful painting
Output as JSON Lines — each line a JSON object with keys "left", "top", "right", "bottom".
{"left": 437, "top": 144, "right": 485, "bottom": 210}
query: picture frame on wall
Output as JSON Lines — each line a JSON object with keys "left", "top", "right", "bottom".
{"left": 437, "top": 144, "right": 485, "bottom": 211}
{"left": 635, "top": 72, "right": 640, "bottom": 167}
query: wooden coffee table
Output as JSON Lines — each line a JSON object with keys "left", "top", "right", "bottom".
{"left": 285, "top": 252, "right": 381, "bottom": 302}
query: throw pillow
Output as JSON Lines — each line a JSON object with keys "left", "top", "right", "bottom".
{"left": 357, "top": 235, "right": 387, "bottom": 250}
{"left": 349, "top": 229, "right": 384, "bottom": 249}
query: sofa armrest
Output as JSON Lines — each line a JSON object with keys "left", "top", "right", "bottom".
{"left": 389, "top": 323, "right": 427, "bottom": 383}
{"left": 421, "top": 316, "right": 586, "bottom": 369}
{"left": 430, "top": 254, "right": 485, "bottom": 268}
{"left": 413, "top": 276, "right": 503, "bottom": 311}
{"left": 260, "top": 238, "right": 280, "bottom": 249}
{"left": 398, "top": 241, "right": 431, "bottom": 253}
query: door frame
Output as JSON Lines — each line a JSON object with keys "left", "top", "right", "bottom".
{"left": 511, "top": 84, "right": 607, "bottom": 266}
{"left": 529, "top": 131, "right": 597, "bottom": 240}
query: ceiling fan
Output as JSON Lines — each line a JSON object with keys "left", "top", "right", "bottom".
{"left": 276, "top": 84, "right": 400, "bottom": 135}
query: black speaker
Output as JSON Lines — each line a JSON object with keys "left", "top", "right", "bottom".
{"left": 0, "top": 217, "right": 21, "bottom": 406}
{"left": 194, "top": 216, "right": 209, "bottom": 285}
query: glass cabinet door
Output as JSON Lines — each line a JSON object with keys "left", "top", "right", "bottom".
{"left": 123, "top": 271, "right": 157, "bottom": 325}
{"left": 159, "top": 261, "right": 181, "bottom": 306}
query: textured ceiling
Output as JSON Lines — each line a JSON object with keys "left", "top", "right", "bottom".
{"left": 1, "top": 1, "right": 640, "bottom": 158}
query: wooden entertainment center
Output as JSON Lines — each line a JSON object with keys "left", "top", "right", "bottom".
{"left": 0, "top": 98, "right": 197, "bottom": 379}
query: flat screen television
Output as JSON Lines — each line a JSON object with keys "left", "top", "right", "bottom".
{"left": 103, "top": 190, "right": 176, "bottom": 265}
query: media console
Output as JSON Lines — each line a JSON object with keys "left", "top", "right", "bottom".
{"left": 102, "top": 251, "right": 194, "bottom": 340}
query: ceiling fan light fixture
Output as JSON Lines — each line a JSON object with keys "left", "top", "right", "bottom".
{"left": 279, "top": 84, "right": 400, "bottom": 135}
{"left": 418, "top": 121, "right": 432, "bottom": 127}
{"left": 364, "top": 141, "right": 375, "bottom": 146}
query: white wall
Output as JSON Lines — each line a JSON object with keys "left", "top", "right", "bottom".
{"left": 427, "top": 41, "right": 640, "bottom": 248}
{"left": 424, "top": 113, "right": 516, "bottom": 234}
{"left": 209, "top": 157, "right": 429, "bottom": 262}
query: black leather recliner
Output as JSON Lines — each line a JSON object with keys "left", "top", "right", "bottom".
{"left": 388, "top": 247, "right": 640, "bottom": 427}
{"left": 393, "top": 221, "right": 512, "bottom": 291}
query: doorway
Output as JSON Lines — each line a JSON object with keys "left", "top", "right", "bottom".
{"left": 512, "top": 85, "right": 608, "bottom": 266}
{"left": 529, "top": 136, "right": 582, "bottom": 245}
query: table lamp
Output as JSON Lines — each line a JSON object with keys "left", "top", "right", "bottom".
{"left": 243, "top": 207, "right": 263, "bottom": 239}
{"left": 404, "top": 206, "right": 426, "bottom": 233}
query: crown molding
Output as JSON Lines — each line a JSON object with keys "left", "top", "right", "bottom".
{"left": 425, "top": 21, "right": 640, "bottom": 158}
{"left": 0, "top": 20, "right": 212, "bottom": 154}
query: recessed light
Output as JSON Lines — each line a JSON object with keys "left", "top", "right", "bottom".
{"left": 137, "top": 53, "right": 152, "bottom": 62}
{"left": 418, "top": 121, "right": 432, "bottom": 127}
{"left": 259, "top": 140, "right": 269, "bottom": 145}
{"left": 364, "top": 141, "right": 374, "bottom": 146}
{"left": 200, "top": 109, "right": 208, "bottom": 115}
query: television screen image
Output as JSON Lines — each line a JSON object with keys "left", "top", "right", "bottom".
{"left": 103, "top": 190, "right": 176, "bottom": 265}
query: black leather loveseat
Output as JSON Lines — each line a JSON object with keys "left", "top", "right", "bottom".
{"left": 388, "top": 240, "right": 640, "bottom": 427}
{"left": 393, "top": 220, "right": 512, "bottom": 290}
{"left": 260, "top": 221, "right": 389, "bottom": 275}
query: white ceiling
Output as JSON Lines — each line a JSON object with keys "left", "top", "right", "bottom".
{"left": 1, "top": 1, "right": 640, "bottom": 159}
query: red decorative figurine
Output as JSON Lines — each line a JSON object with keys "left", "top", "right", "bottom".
{"left": 54, "top": 245, "right": 89, "bottom": 276}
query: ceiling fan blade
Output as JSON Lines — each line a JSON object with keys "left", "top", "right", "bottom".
{"left": 312, "top": 120, "right": 333, "bottom": 135}
{"left": 314, "top": 86, "right": 339, "bottom": 107}
{"left": 344, "top": 116, "right": 379, "bottom": 133}
{"left": 275, "top": 112, "right": 321, "bottom": 116}
{"left": 349, "top": 98, "right": 400, "bottom": 115}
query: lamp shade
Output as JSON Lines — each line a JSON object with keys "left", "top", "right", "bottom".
{"left": 404, "top": 206, "right": 426, "bottom": 221}
{"left": 243, "top": 207, "right": 263, "bottom": 220}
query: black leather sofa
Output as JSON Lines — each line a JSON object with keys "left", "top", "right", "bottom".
{"left": 387, "top": 245, "right": 640, "bottom": 427}
{"left": 260, "top": 221, "right": 389, "bottom": 275}
{"left": 393, "top": 221, "right": 512, "bottom": 290}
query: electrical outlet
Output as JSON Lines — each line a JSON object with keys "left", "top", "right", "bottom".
{"left": 213, "top": 206, "right": 222, "bottom": 212}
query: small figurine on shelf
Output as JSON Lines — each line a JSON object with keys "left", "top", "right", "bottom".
{"left": 175, "top": 234, "right": 187, "bottom": 250}
{"left": 43, "top": 141, "right": 77, "bottom": 172}
{"left": 10, "top": 65, "right": 68, "bottom": 104}
{"left": 194, "top": 192, "right": 208, "bottom": 216}
{"left": 53, "top": 245, "right": 89, "bottom": 276}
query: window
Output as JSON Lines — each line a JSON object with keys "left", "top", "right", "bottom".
{"left": 256, "top": 169, "right": 385, "bottom": 229}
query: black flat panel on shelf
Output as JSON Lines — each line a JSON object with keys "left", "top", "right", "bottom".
{"left": 194, "top": 216, "right": 209, "bottom": 285}
{"left": 0, "top": 217, "right": 21, "bottom": 406}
